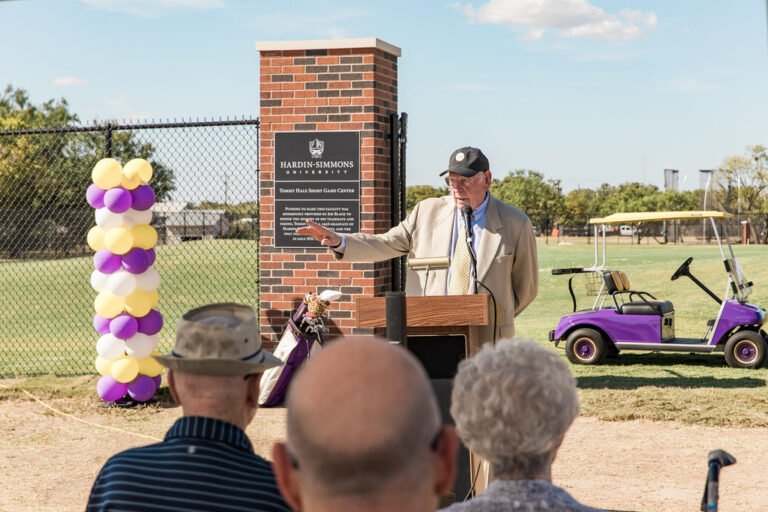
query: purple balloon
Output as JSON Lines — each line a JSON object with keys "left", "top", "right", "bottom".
{"left": 137, "top": 309, "right": 164, "bottom": 335}
{"left": 131, "top": 185, "right": 155, "bottom": 211}
{"left": 93, "top": 249, "right": 122, "bottom": 274}
{"left": 86, "top": 184, "right": 106, "bottom": 209}
{"left": 93, "top": 314, "right": 111, "bottom": 335}
{"left": 110, "top": 314, "right": 139, "bottom": 340}
{"left": 128, "top": 375, "right": 158, "bottom": 402}
{"left": 152, "top": 374, "right": 162, "bottom": 389}
{"left": 147, "top": 248, "right": 156, "bottom": 266}
{"left": 104, "top": 187, "right": 133, "bottom": 213}
{"left": 122, "top": 248, "right": 151, "bottom": 274}
{"left": 96, "top": 375, "right": 128, "bottom": 402}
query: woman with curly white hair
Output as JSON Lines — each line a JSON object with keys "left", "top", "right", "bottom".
{"left": 442, "top": 338, "right": 601, "bottom": 511}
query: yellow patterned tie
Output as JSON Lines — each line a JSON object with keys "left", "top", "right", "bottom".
{"left": 448, "top": 215, "right": 471, "bottom": 295}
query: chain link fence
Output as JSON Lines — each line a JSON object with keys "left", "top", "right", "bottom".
{"left": 0, "top": 119, "right": 260, "bottom": 377}
{"left": 557, "top": 216, "right": 768, "bottom": 245}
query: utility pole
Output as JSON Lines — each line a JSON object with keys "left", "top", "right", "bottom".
{"left": 700, "top": 170, "right": 713, "bottom": 243}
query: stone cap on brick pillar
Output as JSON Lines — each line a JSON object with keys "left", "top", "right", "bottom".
{"left": 255, "top": 37, "right": 401, "bottom": 57}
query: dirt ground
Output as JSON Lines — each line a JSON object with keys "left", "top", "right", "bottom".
{"left": 0, "top": 395, "right": 766, "bottom": 512}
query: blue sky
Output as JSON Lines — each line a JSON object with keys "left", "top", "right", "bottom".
{"left": 1, "top": 0, "right": 766, "bottom": 192}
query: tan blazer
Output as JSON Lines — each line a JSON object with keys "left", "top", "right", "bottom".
{"left": 337, "top": 195, "right": 538, "bottom": 346}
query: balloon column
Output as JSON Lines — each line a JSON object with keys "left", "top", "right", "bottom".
{"left": 87, "top": 158, "right": 164, "bottom": 403}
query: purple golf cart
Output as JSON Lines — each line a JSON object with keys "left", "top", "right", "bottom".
{"left": 549, "top": 211, "right": 767, "bottom": 369}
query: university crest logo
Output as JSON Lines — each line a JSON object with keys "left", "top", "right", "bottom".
{"left": 309, "top": 138, "right": 324, "bottom": 159}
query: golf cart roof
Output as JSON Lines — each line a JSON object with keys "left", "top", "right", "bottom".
{"left": 589, "top": 211, "right": 731, "bottom": 225}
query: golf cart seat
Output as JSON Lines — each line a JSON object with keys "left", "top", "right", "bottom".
{"left": 603, "top": 271, "right": 674, "bottom": 316}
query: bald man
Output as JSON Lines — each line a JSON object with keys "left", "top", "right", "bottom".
{"left": 272, "top": 337, "right": 460, "bottom": 512}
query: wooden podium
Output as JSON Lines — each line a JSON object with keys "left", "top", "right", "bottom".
{"left": 355, "top": 294, "right": 490, "bottom": 356}
{"left": 355, "top": 294, "right": 490, "bottom": 501}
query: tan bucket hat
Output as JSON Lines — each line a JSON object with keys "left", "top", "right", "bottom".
{"left": 153, "top": 303, "right": 283, "bottom": 376}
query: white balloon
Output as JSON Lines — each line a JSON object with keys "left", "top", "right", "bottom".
{"left": 124, "top": 208, "right": 152, "bottom": 226}
{"left": 120, "top": 214, "right": 136, "bottom": 228}
{"left": 125, "top": 333, "right": 157, "bottom": 359}
{"left": 96, "top": 334, "right": 125, "bottom": 359}
{"left": 90, "top": 269, "right": 110, "bottom": 293}
{"left": 95, "top": 208, "right": 127, "bottom": 229}
{"left": 135, "top": 267, "right": 161, "bottom": 292}
{"left": 107, "top": 270, "right": 137, "bottom": 297}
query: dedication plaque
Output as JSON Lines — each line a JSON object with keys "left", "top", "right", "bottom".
{"left": 274, "top": 131, "right": 360, "bottom": 248}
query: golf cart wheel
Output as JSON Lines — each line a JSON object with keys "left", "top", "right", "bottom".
{"left": 724, "top": 331, "right": 767, "bottom": 369}
{"left": 565, "top": 328, "right": 607, "bottom": 365}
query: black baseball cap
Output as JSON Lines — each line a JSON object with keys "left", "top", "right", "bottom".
{"left": 439, "top": 147, "right": 490, "bottom": 177}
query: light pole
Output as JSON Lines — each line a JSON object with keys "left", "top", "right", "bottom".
{"left": 700, "top": 170, "right": 713, "bottom": 242}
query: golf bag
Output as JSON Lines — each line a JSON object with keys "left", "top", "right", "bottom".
{"left": 258, "top": 290, "right": 340, "bottom": 406}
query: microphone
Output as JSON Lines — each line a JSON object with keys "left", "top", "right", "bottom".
{"left": 461, "top": 205, "right": 477, "bottom": 283}
{"left": 701, "top": 449, "right": 736, "bottom": 511}
{"left": 459, "top": 204, "right": 498, "bottom": 344}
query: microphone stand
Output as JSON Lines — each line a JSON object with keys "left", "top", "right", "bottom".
{"left": 461, "top": 205, "right": 498, "bottom": 344}
{"left": 461, "top": 206, "right": 478, "bottom": 291}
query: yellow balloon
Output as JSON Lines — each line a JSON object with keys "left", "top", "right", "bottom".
{"left": 123, "top": 159, "right": 153, "bottom": 183}
{"left": 125, "top": 290, "right": 157, "bottom": 317}
{"left": 138, "top": 352, "right": 165, "bottom": 378}
{"left": 94, "top": 291, "right": 125, "bottom": 318}
{"left": 120, "top": 172, "right": 142, "bottom": 190}
{"left": 104, "top": 227, "right": 134, "bottom": 255}
{"left": 111, "top": 356, "right": 140, "bottom": 384}
{"left": 131, "top": 224, "right": 158, "bottom": 250}
{"left": 91, "top": 158, "right": 123, "bottom": 189}
{"left": 87, "top": 226, "right": 106, "bottom": 251}
{"left": 95, "top": 355, "right": 114, "bottom": 376}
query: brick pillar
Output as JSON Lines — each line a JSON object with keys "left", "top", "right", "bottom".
{"left": 256, "top": 38, "right": 401, "bottom": 345}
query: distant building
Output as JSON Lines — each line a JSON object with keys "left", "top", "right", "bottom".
{"left": 154, "top": 202, "right": 229, "bottom": 243}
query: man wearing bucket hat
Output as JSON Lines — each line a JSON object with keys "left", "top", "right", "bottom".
{"left": 297, "top": 146, "right": 538, "bottom": 349}
{"left": 87, "top": 303, "right": 290, "bottom": 512}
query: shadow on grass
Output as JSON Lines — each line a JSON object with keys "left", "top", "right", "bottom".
{"left": 578, "top": 373, "right": 766, "bottom": 390}
{"left": 575, "top": 349, "right": 767, "bottom": 389}
{"left": 604, "top": 351, "right": 728, "bottom": 367}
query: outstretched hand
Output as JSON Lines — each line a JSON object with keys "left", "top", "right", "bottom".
{"left": 296, "top": 219, "right": 341, "bottom": 247}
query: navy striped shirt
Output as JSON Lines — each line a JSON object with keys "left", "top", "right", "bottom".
{"left": 86, "top": 416, "right": 290, "bottom": 512}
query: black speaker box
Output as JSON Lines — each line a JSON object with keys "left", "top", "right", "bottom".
{"left": 406, "top": 334, "right": 472, "bottom": 502}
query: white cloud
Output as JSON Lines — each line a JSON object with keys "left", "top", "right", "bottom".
{"left": 518, "top": 29, "right": 544, "bottom": 41}
{"left": 53, "top": 76, "right": 87, "bottom": 87}
{"left": 82, "top": 0, "right": 226, "bottom": 17}
{"left": 619, "top": 8, "right": 657, "bottom": 26}
{"left": 462, "top": 0, "right": 656, "bottom": 41}
{"left": 657, "top": 78, "right": 719, "bottom": 93}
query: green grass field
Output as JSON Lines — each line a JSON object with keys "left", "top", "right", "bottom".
{"left": 0, "top": 240, "right": 259, "bottom": 376}
{"left": 2, "top": 238, "right": 767, "bottom": 426}
{"left": 517, "top": 239, "right": 768, "bottom": 426}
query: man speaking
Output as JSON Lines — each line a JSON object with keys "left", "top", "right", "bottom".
{"left": 296, "top": 146, "right": 538, "bottom": 346}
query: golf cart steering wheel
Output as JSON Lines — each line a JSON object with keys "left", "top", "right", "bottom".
{"left": 671, "top": 257, "right": 694, "bottom": 281}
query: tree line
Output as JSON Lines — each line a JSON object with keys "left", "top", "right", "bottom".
{"left": 408, "top": 145, "right": 768, "bottom": 242}
{"left": 3, "top": 85, "right": 767, "bottom": 255}
{"left": 0, "top": 85, "right": 174, "bottom": 257}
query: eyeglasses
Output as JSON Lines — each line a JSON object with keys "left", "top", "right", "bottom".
{"left": 444, "top": 173, "right": 484, "bottom": 188}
